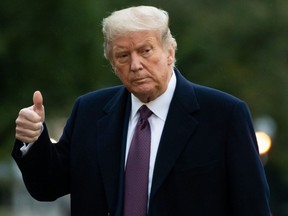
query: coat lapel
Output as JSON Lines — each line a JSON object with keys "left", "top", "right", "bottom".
{"left": 96, "top": 87, "right": 131, "bottom": 213}
{"left": 150, "top": 69, "right": 200, "bottom": 201}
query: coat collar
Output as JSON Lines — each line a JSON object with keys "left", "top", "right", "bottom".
{"left": 96, "top": 87, "right": 131, "bottom": 214}
{"left": 149, "top": 68, "right": 200, "bottom": 203}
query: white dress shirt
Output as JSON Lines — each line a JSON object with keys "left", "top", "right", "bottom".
{"left": 125, "top": 71, "right": 176, "bottom": 199}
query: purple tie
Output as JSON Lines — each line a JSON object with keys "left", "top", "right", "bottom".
{"left": 123, "top": 105, "right": 153, "bottom": 216}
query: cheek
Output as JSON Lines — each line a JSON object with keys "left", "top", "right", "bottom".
{"left": 114, "top": 64, "right": 129, "bottom": 77}
{"left": 115, "top": 70, "right": 131, "bottom": 86}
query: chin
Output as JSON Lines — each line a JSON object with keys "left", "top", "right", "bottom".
{"left": 135, "top": 91, "right": 160, "bottom": 103}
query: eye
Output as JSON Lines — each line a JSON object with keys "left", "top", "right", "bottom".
{"left": 120, "top": 53, "right": 128, "bottom": 58}
{"left": 144, "top": 48, "right": 151, "bottom": 53}
{"left": 115, "top": 52, "right": 129, "bottom": 63}
{"left": 141, "top": 47, "right": 152, "bottom": 57}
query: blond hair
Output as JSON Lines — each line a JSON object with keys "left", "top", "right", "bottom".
{"left": 102, "top": 6, "right": 177, "bottom": 62}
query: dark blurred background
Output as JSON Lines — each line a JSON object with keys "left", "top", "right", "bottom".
{"left": 1, "top": 0, "right": 287, "bottom": 215}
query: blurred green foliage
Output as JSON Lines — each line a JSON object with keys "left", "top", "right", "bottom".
{"left": 1, "top": 0, "right": 288, "bottom": 214}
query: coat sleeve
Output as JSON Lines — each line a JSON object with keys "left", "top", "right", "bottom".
{"left": 11, "top": 98, "right": 81, "bottom": 201}
{"left": 12, "top": 124, "right": 70, "bottom": 201}
{"left": 226, "top": 101, "right": 270, "bottom": 215}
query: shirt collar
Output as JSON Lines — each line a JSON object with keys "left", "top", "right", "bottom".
{"left": 130, "top": 70, "right": 176, "bottom": 121}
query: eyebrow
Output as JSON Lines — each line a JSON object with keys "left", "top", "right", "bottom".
{"left": 114, "top": 41, "right": 154, "bottom": 53}
{"left": 114, "top": 36, "right": 156, "bottom": 50}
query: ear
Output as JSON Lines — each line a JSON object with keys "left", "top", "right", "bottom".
{"left": 167, "top": 45, "right": 175, "bottom": 65}
{"left": 112, "top": 66, "right": 118, "bottom": 76}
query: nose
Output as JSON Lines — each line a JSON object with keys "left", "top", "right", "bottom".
{"left": 130, "top": 52, "right": 143, "bottom": 72}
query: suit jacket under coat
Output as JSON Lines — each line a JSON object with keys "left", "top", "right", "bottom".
{"left": 12, "top": 68, "right": 270, "bottom": 215}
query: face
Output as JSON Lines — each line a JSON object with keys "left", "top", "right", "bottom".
{"left": 111, "top": 31, "right": 175, "bottom": 103}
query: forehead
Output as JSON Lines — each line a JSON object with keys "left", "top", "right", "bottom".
{"left": 112, "top": 31, "right": 161, "bottom": 50}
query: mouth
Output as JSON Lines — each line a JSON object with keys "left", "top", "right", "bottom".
{"left": 132, "top": 77, "right": 150, "bottom": 84}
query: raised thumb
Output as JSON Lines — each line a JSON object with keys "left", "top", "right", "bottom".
{"left": 33, "top": 90, "right": 44, "bottom": 116}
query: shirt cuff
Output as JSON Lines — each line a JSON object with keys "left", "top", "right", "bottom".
{"left": 19, "top": 123, "right": 44, "bottom": 156}
{"left": 20, "top": 143, "right": 33, "bottom": 156}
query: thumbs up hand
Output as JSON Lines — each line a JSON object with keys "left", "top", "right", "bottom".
{"left": 15, "top": 91, "right": 46, "bottom": 143}
{"left": 32, "top": 91, "right": 45, "bottom": 122}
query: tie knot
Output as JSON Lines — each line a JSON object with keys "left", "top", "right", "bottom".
{"left": 139, "top": 105, "right": 152, "bottom": 121}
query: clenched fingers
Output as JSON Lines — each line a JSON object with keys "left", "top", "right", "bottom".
{"left": 15, "top": 107, "right": 43, "bottom": 143}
